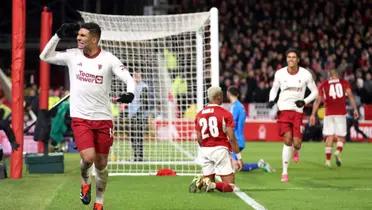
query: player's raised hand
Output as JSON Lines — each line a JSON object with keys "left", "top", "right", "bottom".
{"left": 116, "top": 92, "right": 134, "bottom": 103}
{"left": 56, "top": 23, "right": 80, "bottom": 39}
{"left": 295, "top": 100, "right": 305, "bottom": 108}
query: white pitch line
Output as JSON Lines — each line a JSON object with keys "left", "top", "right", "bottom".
{"left": 234, "top": 189, "right": 266, "bottom": 210}
{"left": 242, "top": 187, "right": 372, "bottom": 191}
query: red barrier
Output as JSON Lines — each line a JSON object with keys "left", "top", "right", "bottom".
{"left": 244, "top": 120, "right": 282, "bottom": 141}
{"left": 364, "top": 105, "right": 372, "bottom": 120}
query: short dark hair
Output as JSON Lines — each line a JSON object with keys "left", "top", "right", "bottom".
{"left": 286, "top": 48, "right": 300, "bottom": 58}
{"left": 80, "top": 22, "right": 101, "bottom": 40}
{"left": 227, "top": 86, "right": 239, "bottom": 97}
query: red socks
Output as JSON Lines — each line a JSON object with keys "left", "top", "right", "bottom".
{"left": 336, "top": 141, "right": 344, "bottom": 153}
{"left": 216, "top": 182, "right": 234, "bottom": 192}
{"left": 325, "top": 147, "right": 332, "bottom": 160}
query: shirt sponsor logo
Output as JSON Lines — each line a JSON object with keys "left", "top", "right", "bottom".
{"left": 98, "top": 64, "right": 102, "bottom": 70}
{"left": 76, "top": 70, "right": 103, "bottom": 84}
{"left": 284, "top": 87, "right": 303, "bottom": 92}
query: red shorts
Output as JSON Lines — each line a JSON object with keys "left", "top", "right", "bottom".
{"left": 71, "top": 117, "right": 113, "bottom": 154}
{"left": 277, "top": 110, "right": 303, "bottom": 138}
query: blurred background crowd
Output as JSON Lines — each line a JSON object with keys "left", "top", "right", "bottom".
{"left": 171, "top": 0, "right": 371, "bottom": 104}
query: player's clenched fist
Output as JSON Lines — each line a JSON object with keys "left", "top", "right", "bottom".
{"left": 57, "top": 23, "right": 80, "bottom": 39}
{"left": 295, "top": 100, "right": 305, "bottom": 108}
{"left": 116, "top": 92, "right": 135, "bottom": 103}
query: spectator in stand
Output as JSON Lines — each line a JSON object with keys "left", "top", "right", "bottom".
{"left": 0, "top": 94, "right": 20, "bottom": 152}
{"left": 252, "top": 81, "right": 270, "bottom": 103}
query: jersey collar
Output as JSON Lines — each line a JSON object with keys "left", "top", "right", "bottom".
{"left": 84, "top": 48, "right": 101, "bottom": 59}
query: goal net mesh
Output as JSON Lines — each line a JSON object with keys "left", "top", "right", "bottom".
{"left": 80, "top": 9, "right": 218, "bottom": 176}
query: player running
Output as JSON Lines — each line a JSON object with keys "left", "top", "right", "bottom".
{"left": 40, "top": 22, "right": 135, "bottom": 210}
{"left": 309, "top": 69, "right": 359, "bottom": 167}
{"left": 190, "top": 86, "right": 243, "bottom": 193}
{"left": 268, "top": 48, "right": 318, "bottom": 182}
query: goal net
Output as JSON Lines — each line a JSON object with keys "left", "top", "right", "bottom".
{"left": 80, "top": 8, "right": 219, "bottom": 176}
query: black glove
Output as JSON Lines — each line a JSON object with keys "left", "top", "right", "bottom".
{"left": 267, "top": 101, "right": 275, "bottom": 108}
{"left": 10, "top": 142, "right": 20, "bottom": 151}
{"left": 56, "top": 23, "right": 80, "bottom": 39}
{"left": 295, "top": 100, "right": 305, "bottom": 108}
{"left": 116, "top": 92, "right": 135, "bottom": 103}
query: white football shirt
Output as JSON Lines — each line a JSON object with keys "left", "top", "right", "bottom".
{"left": 269, "top": 66, "right": 318, "bottom": 113}
{"left": 40, "top": 35, "right": 135, "bottom": 120}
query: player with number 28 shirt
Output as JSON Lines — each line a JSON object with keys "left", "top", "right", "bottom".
{"left": 190, "top": 87, "right": 242, "bottom": 193}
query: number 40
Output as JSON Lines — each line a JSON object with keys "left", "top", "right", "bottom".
{"left": 329, "top": 83, "right": 344, "bottom": 99}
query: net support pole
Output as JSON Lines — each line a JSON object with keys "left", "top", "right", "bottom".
{"left": 10, "top": 0, "right": 26, "bottom": 179}
{"left": 209, "top": 7, "right": 219, "bottom": 87}
{"left": 38, "top": 6, "right": 53, "bottom": 153}
{"left": 196, "top": 30, "right": 204, "bottom": 111}
{"left": 39, "top": 7, "right": 52, "bottom": 110}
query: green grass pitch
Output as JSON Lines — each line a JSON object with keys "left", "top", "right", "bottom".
{"left": 1, "top": 142, "right": 372, "bottom": 210}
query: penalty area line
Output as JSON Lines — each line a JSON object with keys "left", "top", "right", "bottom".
{"left": 234, "top": 190, "right": 266, "bottom": 210}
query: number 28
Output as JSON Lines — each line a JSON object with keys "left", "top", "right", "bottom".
{"left": 199, "top": 116, "right": 219, "bottom": 139}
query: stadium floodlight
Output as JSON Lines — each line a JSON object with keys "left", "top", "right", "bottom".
{"left": 80, "top": 8, "right": 219, "bottom": 176}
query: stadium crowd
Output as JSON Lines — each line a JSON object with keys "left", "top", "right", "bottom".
{"left": 172, "top": 0, "right": 372, "bottom": 104}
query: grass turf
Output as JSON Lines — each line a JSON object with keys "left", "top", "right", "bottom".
{"left": 0, "top": 142, "right": 372, "bottom": 210}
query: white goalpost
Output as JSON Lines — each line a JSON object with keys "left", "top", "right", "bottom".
{"left": 80, "top": 8, "right": 219, "bottom": 176}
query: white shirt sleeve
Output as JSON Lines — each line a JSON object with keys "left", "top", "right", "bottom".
{"left": 304, "top": 73, "right": 318, "bottom": 104}
{"left": 269, "top": 72, "right": 280, "bottom": 101}
{"left": 39, "top": 34, "right": 69, "bottom": 66}
{"left": 111, "top": 56, "right": 135, "bottom": 93}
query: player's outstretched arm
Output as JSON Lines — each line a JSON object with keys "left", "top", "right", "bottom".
{"left": 303, "top": 75, "right": 318, "bottom": 104}
{"left": 309, "top": 95, "right": 322, "bottom": 126}
{"left": 268, "top": 73, "right": 279, "bottom": 107}
{"left": 111, "top": 56, "right": 135, "bottom": 94}
{"left": 346, "top": 88, "right": 359, "bottom": 119}
{"left": 39, "top": 23, "right": 79, "bottom": 65}
{"left": 39, "top": 35, "right": 63, "bottom": 64}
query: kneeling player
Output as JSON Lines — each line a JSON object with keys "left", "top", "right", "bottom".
{"left": 190, "top": 86, "right": 243, "bottom": 193}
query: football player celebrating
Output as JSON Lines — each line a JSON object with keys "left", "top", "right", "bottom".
{"left": 40, "top": 22, "right": 135, "bottom": 210}
{"left": 268, "top": 48, "right": 318, "bottom": 182}
{"left": 309, "top": 69, "right": 359, "bottom": 167}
